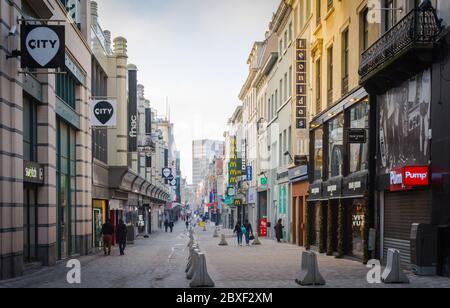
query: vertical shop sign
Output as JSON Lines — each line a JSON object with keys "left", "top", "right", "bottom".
{"left": 296, "top": 39, "right": 307, "bottom": 129}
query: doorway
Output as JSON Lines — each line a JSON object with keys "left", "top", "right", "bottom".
{"left": 23, "top": 186, "right": 38, "bottom": 262}
{"left": 297, "top": 197, "right": 304, "bottom": 246}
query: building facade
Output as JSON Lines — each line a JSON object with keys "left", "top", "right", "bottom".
{"left": 192, "top": 139, "right": 224, "bottom": 187}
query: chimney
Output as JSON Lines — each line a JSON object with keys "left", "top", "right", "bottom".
{"left": 113, "top": 36, "right": 128, "bottom": 57}
{"left": 91, "top": 1, "right": 98, "bottom": 26}
{"left": 137, "top": 84, "right": 145, "bottom": 99}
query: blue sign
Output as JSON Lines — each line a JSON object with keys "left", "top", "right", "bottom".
{"left": 246, "top": 166, "right": 253, "bottom": 181}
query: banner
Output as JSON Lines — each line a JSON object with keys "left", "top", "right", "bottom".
{"left": 128, "top": 68, "right": 138, "bottom": 152}
{"left": 296, "top": 39, "right": 307, "bottom": 129}
{"left": 91, "top": 100, "right": 117, "bottom": 126}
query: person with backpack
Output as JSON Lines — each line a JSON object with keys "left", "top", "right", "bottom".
{"left": 233, "top": 221, "right": 245, "bottom": 246}
{"left": 243, "top": 220, "right": 253, "bottom": 246}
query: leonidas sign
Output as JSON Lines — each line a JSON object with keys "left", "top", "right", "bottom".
{"left": 390, "top": 166, "right": 429, "bottom": 191}
{"left": 21, "top": 25, "right": 65, "bottom": 69}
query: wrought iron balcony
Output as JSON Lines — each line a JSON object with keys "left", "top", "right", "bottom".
{"left": 359, "top": 7, "right": 442, "bottom": 94}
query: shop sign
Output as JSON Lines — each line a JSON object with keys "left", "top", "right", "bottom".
{"left": 24, "top": 161, "right": 44, "bottom": 184}
{"left": 296, "top": 39, "right": 307, "bottom": 129}
{"left": 260, "top": 177, "right": 268, "bottom": 186}
{"left": 91, "top": 100, "right": 117, "bottom": 126}
{"left": 348, "top": 129, "right": 367, "bottom": 144}
{"left": 128, "top": 68, "right": 138, "bottom": 152}
{"left": 21, "top": 25, "right": 65, "bottom": 69}
{"left": 248, "top": 188, "right": 257, "bottom": 204}
{"left": 390, "top": 166, "right": 429, "bottom": 191}
{"left": 246, "top": 166, "right": 253, "bottom": 181}
{"left": 259, "top": 218, "right": 268, "bottom": 237}
{"left": 227, "top": 186, "right": 236, "bottom": 197}
{"left": 233, "top": 199, "right": 243, "bottom": 207}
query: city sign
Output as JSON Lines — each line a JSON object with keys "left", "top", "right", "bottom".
{"left": 170, "top": 179, "right": 177, "bottom": 187}
{"left": 91, "top": 100, "right": 117, "bottom": 126}
{"left": 162, "top": 168, "right": 172, "bottom": 179}
{"left": 21, "top": 25, "right": 65, "bottom": 69}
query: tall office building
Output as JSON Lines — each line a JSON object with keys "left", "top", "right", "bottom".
{"left": 192, "top": 140, "right": 225, "bottom": 186}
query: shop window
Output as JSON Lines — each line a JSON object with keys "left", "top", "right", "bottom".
{"left": 328, "top": 114, "right": 344, "bottom": 178}
{"left": 23, "top": 97, "right": 37, "bottom": 162}
{"left": 349, "top": 102, "right": 369, "bottom": 174}
{"left": 314, "top": 128, "right": 324, "bottom": 181}
{"left": 59, "top": 0, "right": 82, "bottom": 29}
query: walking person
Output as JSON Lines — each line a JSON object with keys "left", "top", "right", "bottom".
{"left": 274, "top": 219, "right": 284, "bottom": 243}
{"left": 233, "top": 221, "right": 244, "bottom": 246}
{"left": 164, "top": 219, "right": 169, "bottom": 233}
{"left": 243, "top": 220, "right": 253, "bottom": 246}
{"left": 169, "top": 221, "right": 174, "bottom": 233}
{"left": 185, "top": 219, "right": 189, "bottom": 230}
{"left": 101, "top": 219, "right": 113, "bottom": 255}
{"left": 116, "top": 219, "right": 128, "bottom": 256}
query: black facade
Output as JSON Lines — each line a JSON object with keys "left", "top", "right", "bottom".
{"left": 307, "top": 87, "right": 373, "bottom": 262}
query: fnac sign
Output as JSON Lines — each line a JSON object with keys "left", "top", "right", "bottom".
{"left": 390, "top": 166, "right": 429, "bottom": 191}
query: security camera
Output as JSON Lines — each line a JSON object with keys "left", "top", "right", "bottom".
{"left": 9, "top": 25, "right": 17, "bottom": 36}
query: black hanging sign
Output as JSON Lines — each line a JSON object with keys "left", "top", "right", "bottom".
{"left": 21, "top": 25, "right": 65, "bottom": 69}
{"left": 348, "top": 129, "right": 367, "bottom": 144}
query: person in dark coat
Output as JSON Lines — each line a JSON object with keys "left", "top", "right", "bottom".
{"left": 100, "top": 219, "right": 114, "bottom": 255}
{"left": 116, "top": 219, "right": 128, "bottom": 256}
{"left": 164, "top": 219, "right": 169, "bottom": 233}
{"left": 243, "top": 220, "right": 253, "bottom": 246}
{"left": 169, "top": 221, "right": 174, "bottom": 233}
{"left": 233, "top": 221, "right": 244, "bottom": 246}
{"left": 274, "top": 219, "right": 284, "bottom": 243}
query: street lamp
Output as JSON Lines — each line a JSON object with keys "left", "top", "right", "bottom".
{"left": 284, "top": 151, "right": 294, "bottom": 163}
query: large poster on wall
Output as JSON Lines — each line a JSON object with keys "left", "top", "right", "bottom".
{"left": 378, "top": 69, "right": 431, "bottom": 174}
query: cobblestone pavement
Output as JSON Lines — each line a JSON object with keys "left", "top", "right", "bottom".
{"left": 1, "top": 223, "right": 449, "bottom": 288}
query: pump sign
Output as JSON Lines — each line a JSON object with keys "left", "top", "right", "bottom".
{"left": 390, "top": 166, "right": 429, "bottom": 191}
{"left": 21, "top": 25, "right": 65, "bottom": 69}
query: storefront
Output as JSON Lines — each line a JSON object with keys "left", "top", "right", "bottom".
{"left": 257, "top": 188, "right": 268, "bottom": 237}
{"left": 289, "top": 165, "right": 308, "bottom": 246}
{"left": 92, "top": 200, "right": 107, "bottom": 249}
{"left": 308, "top": 87, "right": 372, "bottom": 262}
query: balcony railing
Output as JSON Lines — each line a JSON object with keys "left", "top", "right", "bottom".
{"left": 359, "top": 7, "right": 442, "bottom": 81}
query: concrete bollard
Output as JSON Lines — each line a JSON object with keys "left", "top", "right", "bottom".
{"left": 186, "top": 244, "right": 199, "bottom": 273}
{"left": 190, "top": 252, "right": 215, "bottom": 288}
{"left": 252, "top": 234, "right": 262, "bottom": 245}
{"left": 295, "top": 251, "right": 326, "bottom": 286}
{"left": 187, "top": 249, "right": 200, "bottom": 280}
{"left": 382, "top": 249, "right": 410, "bottom": 284}
{"left": 213, "top": 228, "right": 219, "bottom": 238}
{"left": 218, "top": 234, "right": 228, "bottom": 246}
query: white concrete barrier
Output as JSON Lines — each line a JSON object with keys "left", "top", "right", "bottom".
{"left": 190, "top": 252, "right": 215, "bottom": 288}
{"left": 295, "top": 251, "right": 326, "bottom": 286}
{"left": 186, "top": 249, "right": 200, "bottom": 280}
{"left": 252, "top": 234, "right": 262, "bottom": 245}
{"left": 382, "top": 249, "right": 410, "bottom": 284}
{"left": 186, "top": 244, "right": 199, "bottom": 273}
{"left": 213, "top": 229, "right": 219, "bottom": 238}
{"left": 218, "top": 234, "right": 228, "bottom": 246}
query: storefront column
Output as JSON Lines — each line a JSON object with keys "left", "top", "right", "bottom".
{"left": 363, "top": 197, "right": 370, "bottom": 264}
{"left": 337, "top": 199, "right": 345, "bottom": 258}
{"left": 305, "top": 202, "right": 310, "bottom": 250}
{"left": 327, "top": 201, "right": 333, "bottom": 256}
{"left": 318, "top": 202, "right": 326, "bottom": 253}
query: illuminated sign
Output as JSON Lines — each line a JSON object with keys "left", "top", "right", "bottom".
{"left": 24, "top": 161, "right": 44, "bottom": 184}
{"left": 296, "top": 39, "right": 307, "bottom": 129}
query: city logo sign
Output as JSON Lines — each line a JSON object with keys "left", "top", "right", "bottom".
{"left": 91, "top": 100, "right": 117, "bottom": 126}
{"left": 162, "top": 168, "right": 172, "bottom": 179}
{"left": 21, "top": 25, "right": 65, "bottom": 69}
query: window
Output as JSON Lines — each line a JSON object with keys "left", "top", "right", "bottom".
{"left": 289, "top": 22, "right": 293, "bottom": 43}
{"left": 288, "top": 126, "right": 292, "bottom": 159}
{"left": 23, "top": 97, "right": 37, "bottom": 162}
{"left": 328, "top": 114, "right": 344, "bottom": 178}
{"left": 279, "top": 133, "right": 282, "bottom": 166}
{"left": 316, "top": 0, "right": 321, "bottom": 26}
{"left": 280, "top": 79, "right": 283, "bottom": 105}
{"left": 56, "top": 73, "right": 77, "bottom": 109}
{"left": 342, "top": 28, "right": 349, "bottom": 96}
{"left": 384, "top": 0, "right": 397, "bottom": 32}
{"left": 275, "top": 90, "right": 278, "bottom": 111}
{"left": 289, "top": 66, "right": 292, "bottom": 99}
{"left": 268, "top": 97, "right": 271, "bottom": 120}
{"left": 327, "top": 0, "right": 333, "bottom": 11}
{"left": 280, "top": 39, "right": 283, "bottom": 55}
{"left": 59, "top": 0, "right": 82, "bottom": 28}
{"left": 284, "top": 31, "right": 288, "bottom": 50}
{"left": 349, "top": 102, "right": 369, "bottom": 173}
{"left": 284, "top": 73, "right": 288, "bottom": 102}
{"left": 361, "top": 7, "right": 369, "bottom": 54}
{"left": 327, "top": 46, "right": 333, "bottom": 107}
{"left": 316, "top": 58, "right": 322, "bottom": 114}
{"left": 314, "top": 128, "right": 323, "bottom": 181}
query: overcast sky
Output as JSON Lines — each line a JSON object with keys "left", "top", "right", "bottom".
{"left": 96, "top": 0, "right": 280, "bottom": 184}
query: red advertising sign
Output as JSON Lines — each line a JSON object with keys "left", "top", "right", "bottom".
{"left": 390, "top": 166, "right": 429, "bottom": 191}
{"left": 259, "top": 218, "right": 268, "bottom": 237}
{"left": 403, "top": 166, "right": 429, "bottom": 186}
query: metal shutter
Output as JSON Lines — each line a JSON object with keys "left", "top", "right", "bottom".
{"left": 383, "top": 190, "right": 431, "bottom": 268}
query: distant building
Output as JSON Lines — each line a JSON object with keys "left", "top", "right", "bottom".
{"left": 192, "top": 140, "right": 225, "bottom": 186}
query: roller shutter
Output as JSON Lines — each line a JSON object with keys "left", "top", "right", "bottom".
{"left": 383, "top": 190, "right": 431, "bottom": 268}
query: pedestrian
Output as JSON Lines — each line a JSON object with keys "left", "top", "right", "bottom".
{"left": 100, "top": 219, "right": 113, "bottom": 255}
{"left": 164, "top": 219, "right": 169, "bottom": 232}
{"left": 243, "top": 220, "right": 253, "bottom": 246}
{"left": 116, "top": 219, "right": 128, "bottom": 256}
{"left": 274, "top": 219, "right": 284, "bottom": 243}
{"left": 185, "top": 219, "right": 189, "bottom": 230}
{"left": 233, "top": 221, "right": 244, "bottom": 246}
{"left": 169, "top": 221, "right": 174, "bottom": 233}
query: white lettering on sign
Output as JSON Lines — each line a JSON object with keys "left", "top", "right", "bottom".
{"left": 311, "top": 188, "right": 320, "bottom": 194}
{"left": 405, "top": 171, "right": 427, "bottom": 181}
{"left": 349, "top": 181, "right": 362, "bottom": 190}
{"left": 26, "top": 27, "right": 60, "bottom": 67}
{"left": 390, "top": 171, "right": 403, "bottom": 185}
{"left": 327, "top": 185, "right": 337, "bottom": 193}
{"left": 25, "top": 167, "right": 37, "bottom": 178}
{"left": 129, "top": 115, "right": 138, "bottom": 138}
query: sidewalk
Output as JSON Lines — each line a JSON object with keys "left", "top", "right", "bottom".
{"left": 192, "top": 226, "right": 450, "bottom": 288}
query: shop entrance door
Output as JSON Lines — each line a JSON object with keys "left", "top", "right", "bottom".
{"left": 93, "top": 208, "right": 103, "bottom": 248}
{"left": 297, "top": 197, "right": 304, "bottom": 247}
{"left": 293, "top": 197, "right": 297, "bottom": 244}
{"left": 23, "top": 186, "right": 38, "bottom": 262}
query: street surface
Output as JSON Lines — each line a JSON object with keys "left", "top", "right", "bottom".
{"left": 1, "top": 222, "right": 449, "bottom": 288}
